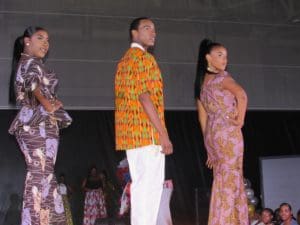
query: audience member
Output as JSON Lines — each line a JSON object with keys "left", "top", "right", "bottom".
{"left": 279, "top": 203, "right": 298, "bottom": 225}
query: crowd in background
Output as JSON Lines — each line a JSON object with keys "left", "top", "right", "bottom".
{"left": 250, "top": 203, "right": 300, "bottom": 225}
{"left": 58, "top": 166, "right": 120, "bottom": 225}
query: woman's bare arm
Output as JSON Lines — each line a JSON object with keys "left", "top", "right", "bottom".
{"left": 33, "top": 87, "right": 62, "bottom": 113}
{"left": 222, "top": 76, "right": 248, "bottom": 127}
{"left": 196, "top": 99, "right": 207, "bottom": 134}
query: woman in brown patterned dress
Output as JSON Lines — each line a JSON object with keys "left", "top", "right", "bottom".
{"left": 8, "top": 26, "right": 72, "bottom": 225}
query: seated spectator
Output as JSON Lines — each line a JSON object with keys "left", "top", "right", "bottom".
{"left": 251, "top": 208, "right": 262, "bottom": 225}
{"left": 273, "top": 208, "right": 282, "bottom": 225}
{"left": 279, "top": 203, "right": 299, "bottom": 225}
{"left": 260, "top": 208, "right": 274, "bottom": 225}
{"left": 297, "top": 210, "right": 300, "bottom": 225}
{"left": 252, "top": 208, "right": 274, "bottom": 225}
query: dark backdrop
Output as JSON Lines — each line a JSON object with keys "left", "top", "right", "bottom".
{"left": 0, "top": 109, "right": 300, "bottom": 225}
{"left": 1, "top": 0, "right": 300, "bottom": 110}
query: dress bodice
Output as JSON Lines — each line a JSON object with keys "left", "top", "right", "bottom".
{"left": 9, "top": 54, "right": 72, "bottom": 134}
{"left": 200, "top": 71, "right": 239, "bottom": 123}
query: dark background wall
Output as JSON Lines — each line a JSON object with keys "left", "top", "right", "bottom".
{"left": 1, "top": 110, "right": 300, "bottom": 225}
{"left": 1, "top": 0, "right": 300, "bottom": 110}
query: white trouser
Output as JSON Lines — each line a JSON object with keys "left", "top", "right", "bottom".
{"left": 126, "top": 145, "right": 165, "bottom": 225}
{"left": 156, "top": 180, "right": 173, "bottom": 225}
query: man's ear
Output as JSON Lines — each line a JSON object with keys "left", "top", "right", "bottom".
{"left": 131, "top": 30, "right": 138, "bottom": 41}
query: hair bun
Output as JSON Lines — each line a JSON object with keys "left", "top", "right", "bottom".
{"left": 200, "top": 38, "right": 213, "bottom": 50}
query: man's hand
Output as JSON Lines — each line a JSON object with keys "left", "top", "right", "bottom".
{"left": 159, "top": 133, "right": 173, "bottom": 155}
{"left": 139, "top": 92, "right": 173, "bottom": 155}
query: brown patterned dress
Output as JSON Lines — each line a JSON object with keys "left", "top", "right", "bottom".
{"left": 9, "top": 53, "right": 72, "bottom": 225}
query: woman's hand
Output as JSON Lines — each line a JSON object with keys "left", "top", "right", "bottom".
{"left": 222, "top": 76, "right": 247, "bottom": 129}
{"left": 206, "top": 153, "right": 216, "bottom": 169}
{"left": 54, "top": 99, "right": 63, "bottom": 108}
{"left": 53, "top": 99, "right": 63, "bottom": 111}
{"left": 228, "top": 117, "right": 244, "bottom": 128}
{"left": 47, "top": 99, "right": 63, "bottom": 113}
{"left": 206, "top": 157, "right": 214, "bottom": 169}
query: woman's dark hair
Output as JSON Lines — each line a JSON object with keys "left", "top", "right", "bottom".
{"left": 9, "top": 26, "right": 46, "bottom": 104}
{"left": 129, "top": 17, "right": 149, "bottom": 41}
{"left": 262, "top": 207, "right": 274, "bottom": 216}
{"left": 194, "top": 38, "right": 223, "bottom": 99}
{"left": 280, "top": 202, "right": 292, "bottom": 211}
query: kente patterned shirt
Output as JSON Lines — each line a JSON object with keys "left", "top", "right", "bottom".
{"left": 115, "top": 46, "right": 165, "bottom": 150}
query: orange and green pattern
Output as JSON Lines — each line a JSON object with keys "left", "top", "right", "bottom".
{"left": 115, "top": 47, "right": 165, "bottom": 150}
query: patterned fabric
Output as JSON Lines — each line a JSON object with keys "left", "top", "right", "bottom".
{"left": 115, "top": 47, "right": 165, "bottom": 150}
{"left": 200, "top": 71, "right": 248, "bottom": 225}
{"left": 62, "top": 195, "right": 74, "bottom": 225}
{"left": 102, "top": 181, "right": 119, "bottom": 217}
{"left": 156, "top": 181, "right": 173, "bottom": 225}
{"left": 83, "top": 189, "right": 107, "bottom": 225}
{"left": 58, "top": 183, "right": 74, "bottom": 225}
{"left": 9, "top": 54, "right": 72, "bottom": 225}
{"left": 9, "top": 54, "right": 72, "bottom": 134}
{"left": 119, "top": 182, "right": 131, "bottom": 216}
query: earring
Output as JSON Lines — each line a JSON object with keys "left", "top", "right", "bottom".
{"left": 25, "top": 43, "right": 30, "bottom": 46}
{"left": 207, "top": 62, "right": 215, "bottom": 73}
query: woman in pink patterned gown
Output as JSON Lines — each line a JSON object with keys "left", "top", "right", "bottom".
{"left": 195, "top": 39, "right": 248, "bottom": 225}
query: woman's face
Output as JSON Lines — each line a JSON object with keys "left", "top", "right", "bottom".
{"left": 206, "top": 46, "right": 228, "bottom": 72}
{"left": 280, "top": 205, "right": 293, "bottom": 221}
{"left": 24, "top": 30, "right": 49, "bottom": 59}
{"left": 59, "top": 176, "right": 65, "bottom": 183}
{"left": 261, "top": 211, "right": 273, "bottom": 224}
{"left": 90, "top": 168, "right": 97, "bottom": 176}
{"left": 99, "top": 172, "right": 105, "bottom": 180}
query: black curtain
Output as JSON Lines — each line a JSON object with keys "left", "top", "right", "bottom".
{"left": 0, "top": 110, "right": 300, "bottom": 225}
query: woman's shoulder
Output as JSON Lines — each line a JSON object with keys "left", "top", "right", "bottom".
{"left": 279, "top": 220, "right": 299, "bottom": 225}
{"left": 210, "top": 71, "right": 228, "bottom": 84}
{"left": 20, "top": 54, "right": 42, "bottom": 65}
{"left": 218, "top": 71, "right": 231, "bottom": 78}
{"left": 216, "top": 71, "right": 235, "bottom": 83}
{"left": 20, "top": 55, "right": 45, "bottom": 73}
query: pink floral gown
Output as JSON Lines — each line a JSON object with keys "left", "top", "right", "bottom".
{"left": 9, "top": 54, "right": 72, "bottom": 225}
{"left": 200, "top": 71, "right": 248, "bottom": 225}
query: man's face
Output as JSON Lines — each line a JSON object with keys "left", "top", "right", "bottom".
{"left": 132, "top": 19, "right": 156, "bottom": 49}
